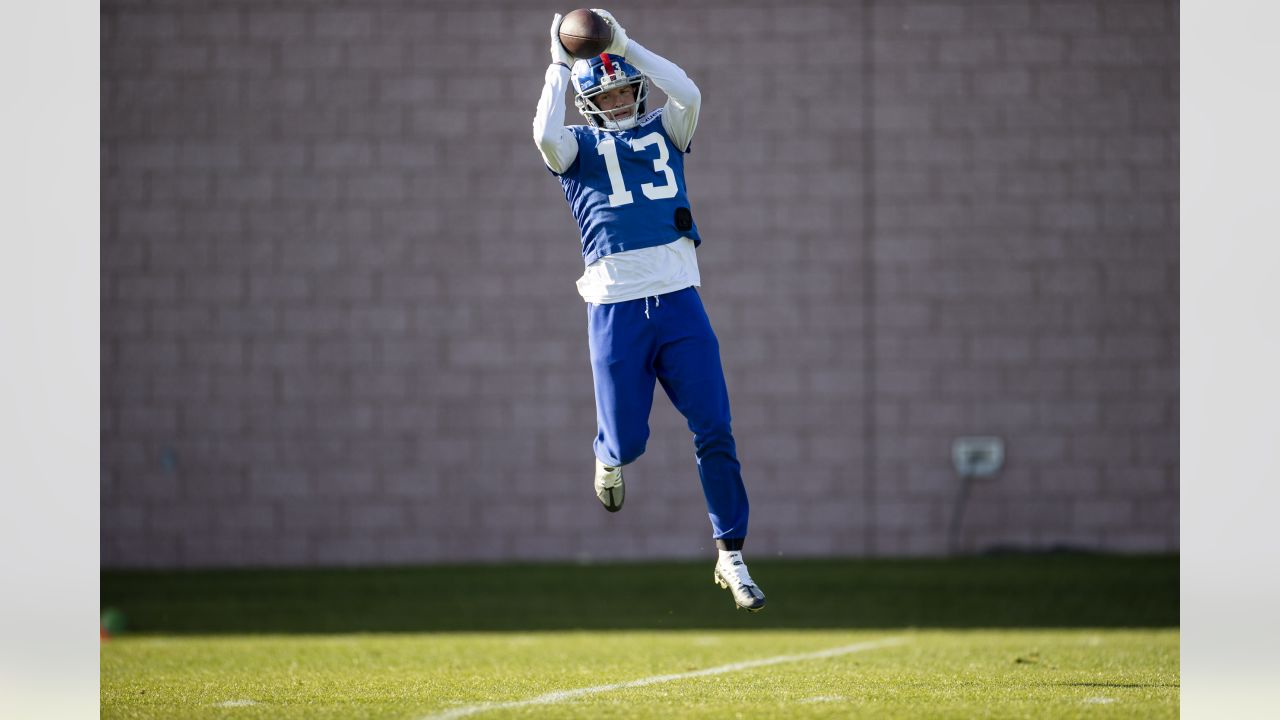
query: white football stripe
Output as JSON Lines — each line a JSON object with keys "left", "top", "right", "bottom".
{"left": 419, "top": 636, "right": 908, "bottom": 720}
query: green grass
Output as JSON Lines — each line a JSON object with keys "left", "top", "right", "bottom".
{"left": 101, "top": 554, "right": 1177, "bottom": 633}
{"left": 101, "top": 630, "right": 1177, "bottom": 719}
{"left": 101, "top": 555, "right": 1178, "bottom": 718}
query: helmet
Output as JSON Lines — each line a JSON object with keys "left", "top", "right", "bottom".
{"left": 571, "top": 53, "right": 648, "bottom": 131}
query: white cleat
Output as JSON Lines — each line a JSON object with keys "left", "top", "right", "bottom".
{"left": 714, "top": 554, "right": 766, "bottom": 612}
{"left": 594, "top": 458, "right": 624, "bottom": 512}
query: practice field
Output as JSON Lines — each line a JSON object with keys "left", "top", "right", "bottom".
{"left": 101, "top": 555, "right": 1178, "bottom": 719}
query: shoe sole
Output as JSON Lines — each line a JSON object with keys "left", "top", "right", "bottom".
{"left": 598, "top": 485, "right": 622, "bottom": 512}
{"left": 713, "top": 569, "right": 766, "bottom": 613}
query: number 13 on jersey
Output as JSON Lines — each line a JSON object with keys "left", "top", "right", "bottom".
{"left": 596, "top": 132, "right": 679, "bottom": 207}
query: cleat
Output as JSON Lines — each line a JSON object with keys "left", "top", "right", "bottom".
{"left": 713, "top": 555, "right": 766, "bottom": 612}
{"left": 593, "top": 458, "right": 624, "bottom": 512}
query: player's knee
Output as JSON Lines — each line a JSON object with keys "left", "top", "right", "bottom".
{"left": 692, "top": 421, "right": 735, "bottom": 458}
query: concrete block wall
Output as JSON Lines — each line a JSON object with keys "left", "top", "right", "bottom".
{"left": 101, "top": 0, "right": 1179, "bottom": 567}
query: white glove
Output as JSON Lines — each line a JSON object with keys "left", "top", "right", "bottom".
{"left": 548, "top": 13, "right": 574, "bottom": 68}
{"left": 591, "top": 9, "right": 631, "bottom": 57}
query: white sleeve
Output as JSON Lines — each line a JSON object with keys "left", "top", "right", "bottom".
{"left": 622, "top": 41, "right": 701, "bottom": 152}
{"left": 532, "top": 63, "right": 579, "bottom": 174}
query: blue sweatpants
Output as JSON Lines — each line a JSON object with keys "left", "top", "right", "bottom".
{"left": 587, "top": 286, "right": 748, "bottom": 541}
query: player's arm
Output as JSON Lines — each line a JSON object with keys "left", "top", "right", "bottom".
{"left": 532, "top": 14, "right": 580, "bottom": 174}
{"left": 593, "top": 9, "right": 701, "bottom": 152}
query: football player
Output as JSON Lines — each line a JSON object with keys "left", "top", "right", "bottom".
{"left": 532, "top": 9, "right": 765, "bottom": 612}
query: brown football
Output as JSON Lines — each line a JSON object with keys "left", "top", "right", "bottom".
{"left": 558, "top": 9, "right": 613, "bottom": 60}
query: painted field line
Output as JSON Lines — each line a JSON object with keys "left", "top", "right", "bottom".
{"left": 419, "top": 636, "right": 909, "bottom": 720}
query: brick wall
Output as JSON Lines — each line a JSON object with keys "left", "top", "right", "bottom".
{"left": 101, "top": 0, "right": 1179, "bottom": 567}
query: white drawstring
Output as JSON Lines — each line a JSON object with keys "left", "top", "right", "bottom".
{"left": 643, "top": 295, "right": 661, "bottom": 320}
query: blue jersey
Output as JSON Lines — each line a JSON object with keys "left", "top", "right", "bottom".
{"left": 553, "top": 108, "right": 701, "bottom": 266}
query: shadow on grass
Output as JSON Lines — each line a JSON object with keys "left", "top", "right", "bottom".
{"left": 100, "top": 553, "right": 1177, "bottom": 635}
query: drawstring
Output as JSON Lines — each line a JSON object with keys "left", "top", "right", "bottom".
{"left": 643, "top": 295, "right": 661, "bottom": 320}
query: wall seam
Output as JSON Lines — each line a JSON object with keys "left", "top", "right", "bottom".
{"left": 861, "top": 0, "right": 878, "bottom": 555}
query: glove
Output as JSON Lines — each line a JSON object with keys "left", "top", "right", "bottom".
{"left": 549, "top": 13, "right": 574, "bottom": 68}
{"left": 591, "top": 9, "right": 631, "bottom": 57}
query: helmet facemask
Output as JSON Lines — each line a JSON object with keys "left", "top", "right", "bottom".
{"left": 572, "top": 54, "right": 649, "bottom": 132}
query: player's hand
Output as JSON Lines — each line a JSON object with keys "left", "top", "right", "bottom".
{"left": 591, "top": 9, "right": 630, "bottom": 57}
{"left": 549, "top": 13, "right": 574, "bottom": 68}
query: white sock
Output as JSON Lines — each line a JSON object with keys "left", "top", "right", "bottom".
{"left": 718, "top": 550, "right": 743, "bottom": 565}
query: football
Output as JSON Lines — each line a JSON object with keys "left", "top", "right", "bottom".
{"left": 558, "top": 9, "right": 613, "bottom": 60}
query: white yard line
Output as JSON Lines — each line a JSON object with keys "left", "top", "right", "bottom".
{"left": 419, "top": 636, "right": 909, "bottom": 720}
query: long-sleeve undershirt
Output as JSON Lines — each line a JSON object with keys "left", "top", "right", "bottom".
{"left": 532, "top": 41, "right": 705, "bottom": 304}
{"left": 532, "top": 40, "right": 701, "bottom": 173}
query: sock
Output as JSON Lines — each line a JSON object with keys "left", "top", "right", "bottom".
{"left": 718, "top": 549, "right": 743, "bottom": 565}
{"left": 715, "top": 537, "right": 744, "bottom": 551}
